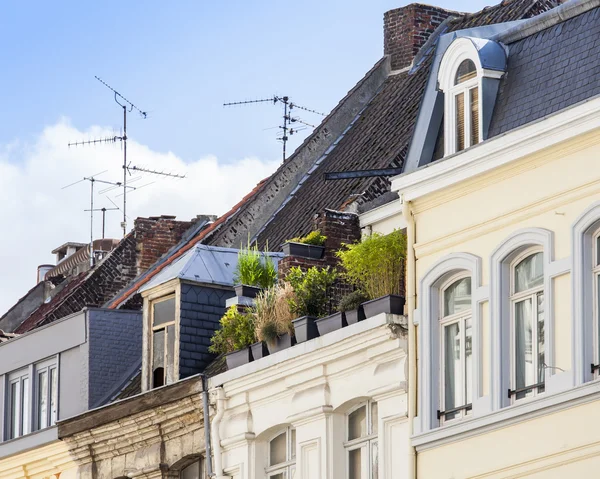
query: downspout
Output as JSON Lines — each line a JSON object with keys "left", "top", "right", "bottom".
{"left": 403, "top": 196, "right": 418, "bottom": 479}
{"left": 201, "top": 374, "right": 214, "bottom": 478}
{"left": 211, "top": 386, "right": 229, "bottom": 479}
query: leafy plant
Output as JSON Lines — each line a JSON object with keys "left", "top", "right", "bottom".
{"left": 254, "top": 283, "right": 296, "bottom": 343}
{"left": 338, "top": 290, "right": 369, "bottom": 312}
{"left": 336, "top": 230, "right": 406, "bottom": 300}
{"left": 209, "top": 306, "right": 256, "bottom": 354}
{"left": 287, "top": 230, "right": 327, "bottom": 246}
{"left": 285, "top": 266, "right": 337, "bottom": 318}
{"left": 234, "top": 241, "right": 277, "bottom": 289}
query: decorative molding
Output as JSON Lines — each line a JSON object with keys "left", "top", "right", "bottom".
{"left": 417, "top": 252, "right": 486, "bottom": 432}
{"left": 288, "top": 406, "right": 333, "bottom": 427}
{"left": 571, "top": 200, "right": 600, "bottom": 386}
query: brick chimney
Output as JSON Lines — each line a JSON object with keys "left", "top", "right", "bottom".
{"left": 384, "top": 3, "right": 457, "bottom": 71}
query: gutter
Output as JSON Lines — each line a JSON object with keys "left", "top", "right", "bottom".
{"left": 403, "top": 197, "right": 417, "bottom": 479}
{"left": 492, "top": 0, "right": 600, "bottom": 44}
{"left": 211, "top": 387, "right": 229, "bottom": 479}
{"left": 201, "top": 374, "right": 215, "bottom": 478}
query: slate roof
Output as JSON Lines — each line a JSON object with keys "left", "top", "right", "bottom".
{"left": 490, "top": 5, "right": 600, "bottom": 136}
{"left": 254, "top": 0, "right": 558, "bottom": 249}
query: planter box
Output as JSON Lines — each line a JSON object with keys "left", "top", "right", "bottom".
{"left": 315, "top": 312, "right": 347, "bottom": 336}
{"left": 225, "top": 347, "right": 252, "bottom": 370}
{"left": 266, "top": 333, "right": 297, "bottom": 355}
{"left": 362, "top": 294, "right": 405, "bottom": 318}
{"left": 292, "top": 316, "right": 320, "bottom": 343}
{"left": 282, "top": 242, "right": 325, "bottom": 260}
{"left": 250, "top": 341, "right": 269, "bottom": 360}
{"left": 345, "top": 306, "right": 366, "bottom": 325}
{"left": 234, "top": 284, "right": 261, "bottom": 298}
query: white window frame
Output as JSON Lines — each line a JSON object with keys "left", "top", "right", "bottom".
{"left": 509, "top": 248, "right": 545, "bottom": 403}
{"left": 34, "top": 358, "right": 58, "bottom": 431}
{"left": 446, "top": 68, "right": 481, "bottom": 154}
{"left": 149, "top": 293, "right": 177, "bottom": 389}
{"left": 344, "top": 401, "right": 378, "bottom": 479}
{"left": 593, "top": 231, "right": 600, "bottom": 377}
{"left": 438, "top": 273, "right": 473, "bottom": 424}
{"left": 265, "top": 426, "right": 296, "bottom": 478}
{"left": 415, "top": 252, "right": 485, "bottom": 434}
{"left": 5, "top": 368, "right": 30, "bottom": 440}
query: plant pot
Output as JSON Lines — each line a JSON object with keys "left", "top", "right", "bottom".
{"left": 345, "top": 306, "right": 366, "bottom": 325}
{"left": 225, "top": 347, "right": 252, "bottom": 370}
{"left": 266, "top": 333, "right": 297, "bottom": 354}
{"left": 292, "top": 316, "right": 320, "bottom": 343}
{"left": 234, "top": 284, "right": 261, "bottom": 298}
{"left": 282, "top": 242, "right": 325, "bottom": 260}
{"left": 315, "top": 312, "right": 347, "bottom": 336}
{"left": 362, "top": 294, "right": 405, "bottom": 318}
{"left": 250, "top": 341, "right": 269, "bottom": 360}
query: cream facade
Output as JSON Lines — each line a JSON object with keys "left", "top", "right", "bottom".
{"left": 208, "top": 313, "right": 409, "bottom": 479}
{"left": 363, "top": 14, "right": 600, "bottom": 479}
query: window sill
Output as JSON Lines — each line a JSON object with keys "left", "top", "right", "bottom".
{"left": 413, "top": 377, "right": 600, "bottom": 451}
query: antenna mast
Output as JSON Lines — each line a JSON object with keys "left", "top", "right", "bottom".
{"left": 223, "top": 96, "right": 325, "bottom": 162}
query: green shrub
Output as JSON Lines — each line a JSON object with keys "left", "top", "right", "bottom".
{"left": 287, "top": 230, "right": 327, "bottom": 246}
{"left": 209, "top": 306, "right": 256, "bottom": 354}
{"left": 254, "top": 283, "right": 296, "bottom": 343}
{"left": 285, "top": 266, "right": 337, "bottom": 318}
{"left": 234, "top": 241, "right": 277, "bottom": 289}
{"left": 338, "top": 290, "right": 369, "bottom": 312}
{"left": 336, "top": 230, "right": 406, "bottom": 300}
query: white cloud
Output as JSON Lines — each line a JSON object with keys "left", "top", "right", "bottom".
{"left": 0, "top": 119, "right": 279, "bottom": 316}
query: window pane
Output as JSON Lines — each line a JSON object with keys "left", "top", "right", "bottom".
{"left": 166, "top": 324, "right": 176, "bottom": 385}
{"left": 270, "top": 431, "right": 287, "bottom": 466}
{"left": 50, "top": 368, "right": 58, "bottom": 425}
{"left": 455, "top": 93, "right": 465, "bottom": 152}
{"left": 371, "top": 442, "right": 379, "bottom": 479}
{"left": 370, "top": 402, "right": 378, "bottom": 435}
{"left": 515, "top": 253, "right": 543, "bottom": 293}
{"left": 537, "top": 292, "right": 545, "bottom": 387}
{"left": 596, "top": 236, "right": 600, "bottom": 266}
{"left": 465, "top": 317, "right": 473, "bottom": 405}
{"left": 515, "top": 298, "right": 534, "bottom": 399}
{"left": 290, "top": 428, "right": 296, "bottom": 460}
{"left": 597, "top": 274, "right": 600, "bottom": 363}
{"left": 443, "top": 322, "right": 462, "bottom": 418}
{"left": 153, "top": 329, "right": 165, "bottom": 388}
{"left": 349, "top": 448, "right": 362, "bottom": 479}
{"left": 470, "top": 87, "right": 479, "bottom": 146}
{"left": 38, "top": 370, "right": 48, "bottom": 429}
{"left": 181, "top": 460, "right": 200, "bottom": 479}
{"left": 10, "top": 382, "right": 19, "bottom": 438}
{"left": 269, "top": 474, "right": 285, "bottom": 479}
{"left": 22, "top": 378, "right": 29, "bottom": 435}
{"left": 348, "top": 406, "right": 367, "bottom": 440}
{"left": 444, "top": 277, "right": 471, "bottom": 316}
{"left": 454, "top": 59, "right": 477, "bottom": 85}
{"left": 153, "top": 297, "right": 175, "bottom": 326}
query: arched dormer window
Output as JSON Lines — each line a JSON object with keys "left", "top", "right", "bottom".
{"left": 438, "top": 37, "right": 506, "bottom": 157}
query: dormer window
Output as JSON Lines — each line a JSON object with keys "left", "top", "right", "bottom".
{"left": 437, "top": 37, "right": 506, "bottom": 157}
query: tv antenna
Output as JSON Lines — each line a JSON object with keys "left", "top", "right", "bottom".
{"left": 68, "top": 76, "right": 148, "bottom": 237}
{"left": 126, "top": 163, "right": 186, "bottom": 179}
{"left": 83, "top": 207, "right": 119, "bottom": 239}
{"left": 62, "top": 172, "right": 137, "bottom": 267}
{"left": 223, "top": 96, "right": 325, "bottom": 162}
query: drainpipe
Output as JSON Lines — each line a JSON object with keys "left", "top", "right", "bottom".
{"left": 403, "top": 196, "right": 418, "bottom": 479}
{"left": 211, "top": 386, "right": 229, "bottom": 479}
{"left": 200, "top": 374, "right": 214, "bottom": 478}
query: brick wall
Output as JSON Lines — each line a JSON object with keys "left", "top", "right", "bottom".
{"left": 278, "top": 209, "right": 361, "bottom": 313}
{"left": 178, "top": 283, "right": 234, "bottom": 379}
{"left": 384, "top": 3, "right": 456, "bottom": 71}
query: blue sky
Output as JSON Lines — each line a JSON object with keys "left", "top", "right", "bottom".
{"left": 0, "top": 0, "right": 495, "bottom": 165}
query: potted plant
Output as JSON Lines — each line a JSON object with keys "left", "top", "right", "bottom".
{"left": 282, "top": 230, "right": 327, "bottom": 260}
{"left": 338, "top": 290, "right": 369, "bottom": 325}
{"left": 337, "top": 230, "right": 406, "bottom": 318}
{"left": 234, "top": 242, "right": 278, "bottom": 298}
{"left": 209, "top": 306, "right": 256, "bottom": 370}
{"left": 286, "top": 266, "right": 337, "bottom": 341}
{"left": 254, "top": 284, "right": 297, "bottom": 354}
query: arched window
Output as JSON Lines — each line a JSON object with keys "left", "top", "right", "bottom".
{"left": 344, "top": 401, "right": 378, "bottom": 479}
{"left": 592, "top": 230, "right": 600, "bottom": 377}
{"left": 509, "top": 250, "right": 545, "bottom": 401}
{"left": 439, "top": 275, "right": 472, "bottom": 423}
{"left": 267, "top": 427, "right": 296, "bottom": 478}
{"left": 451, "top": 59, "right": 480, "bottom": 153}
{"left": 181, "top": 459, "right": 205, "bottom": 479}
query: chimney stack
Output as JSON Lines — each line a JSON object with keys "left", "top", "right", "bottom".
{"left": 384, "top": 3, "right": 457, "bottom": 71}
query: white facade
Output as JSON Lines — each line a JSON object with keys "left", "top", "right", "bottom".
{"left": 208, "top": 313, "right": 409, "bottom": 479}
